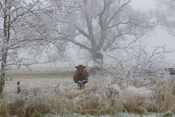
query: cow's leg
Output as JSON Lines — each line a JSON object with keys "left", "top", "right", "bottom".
{"left": 78, "top": 83, "right": 83, "bottom": 89}
{"left": 78, "top": 83, "right": 81, "bottom": 89}
{"left": 82, "top": 84, "right": 85, "bottom": 89}
{"left": 80, "top": 83, "right": 83, "bottom": 89}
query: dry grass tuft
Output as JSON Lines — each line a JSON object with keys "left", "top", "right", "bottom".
{"left": 122, "top": 86, "right": 155, "bottom": 114}
{"left": 154, "top": 77, "right": 175, "bottom": 112}
{"left": 0, "top": 88, "right": 52, "bottom": 117}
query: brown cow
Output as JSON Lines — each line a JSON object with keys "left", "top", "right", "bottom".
{"left": 73, "top": 65, "right": 89, "bottom": 89}
{"left": 165, "top": 68, "right": 175, "bottom": 75}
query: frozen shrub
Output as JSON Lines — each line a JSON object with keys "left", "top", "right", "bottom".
{"left": 122, "top": 86, "right": 154, "bottom": 114}
{"left": 1, "top": 88, "right": 52, "bottom": 117}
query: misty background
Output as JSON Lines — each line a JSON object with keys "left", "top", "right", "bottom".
{"left": 54, "top": 0, "right": 175, "bottom": 67}
{"left": 0, "top": 0, "right": 175, "bottom": 73}
{"left": 46, "top": 0, "right": 174, "bottom": 67}
{"left": 40, "top": 0, "right": 175, "bottom": 67}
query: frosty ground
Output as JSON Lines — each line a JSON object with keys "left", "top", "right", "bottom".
{"left": 0, "top": 66, "right": 175, "bottom": 117}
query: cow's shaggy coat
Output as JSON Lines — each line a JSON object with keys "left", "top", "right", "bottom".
{"left": 73, "top": 65, "right": 89, "bottom": 89}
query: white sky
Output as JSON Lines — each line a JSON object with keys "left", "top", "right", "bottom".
{"left": 130, "top": 0, "right": 156, "bottom": 10}
{"left": 130, "top": 0, "right": 175, "bottom": 65}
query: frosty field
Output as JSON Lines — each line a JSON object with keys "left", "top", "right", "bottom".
{"left": 0, "top": 66, "right": 175, "bottom": 117}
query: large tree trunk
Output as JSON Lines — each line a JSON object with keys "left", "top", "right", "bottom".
{"left": 0, "top": 79, "right": 4, "bottom": 94}
{"left": 89, "top": 51, "right": 103, "bottom": 74}
{"left": 0, "top": 0, "right": 9, "bottom": 93}
{"left": 0, "top": 49, "right": 7, "bottom": 94}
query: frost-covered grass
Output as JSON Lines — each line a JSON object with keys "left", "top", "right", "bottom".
{"left": 0, "top": 67, "right": 175, "bottom": 117}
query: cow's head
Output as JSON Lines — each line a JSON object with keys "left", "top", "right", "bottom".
{"left": 75, "top": 65, "right": 86, "bottom": 76}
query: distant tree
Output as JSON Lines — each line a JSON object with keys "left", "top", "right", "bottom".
{"left": 52, "top": 0, "right": 157, "bottom": 72}
{"left": 156, "top": 0, "right": 175, "bottom": 36}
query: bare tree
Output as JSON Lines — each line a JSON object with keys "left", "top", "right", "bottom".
{"left": 52, "top": 0, "right": 157, "bottom": 72}
{"left": 0, "top": 0, "right": 51, "bottom": 93}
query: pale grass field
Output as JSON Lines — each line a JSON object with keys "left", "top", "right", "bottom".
{"left": 4, "top": 66, "right": 104, "bottom": 94}
{"left": 0, "top": 67, "right": 175, "bottom": 117}
{"left": 3, "top": 72, "right": 103, "bottom": 96}
{"left": 4, "top": 67, "right": 74, "bottom": 92}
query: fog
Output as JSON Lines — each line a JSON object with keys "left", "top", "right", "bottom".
{"left": 1, "top": 0, "right": 175, "bottom": 69}
{"left": 63, "top": 0, "right": 175, "bottom": 66}
{"left": 131, "top": 0, "right": 156, "bottom": 10}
